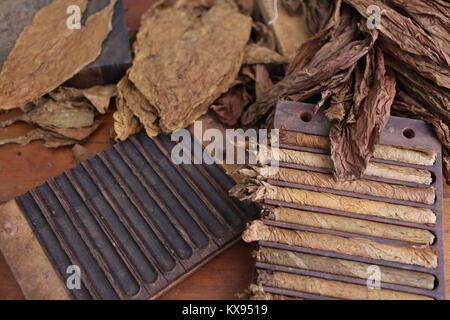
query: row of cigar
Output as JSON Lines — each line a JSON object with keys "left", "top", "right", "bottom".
{"left": 231, "top": 130, "right": 440, "bottom": 300}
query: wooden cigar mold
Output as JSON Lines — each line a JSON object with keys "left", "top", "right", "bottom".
{"left": 254, "top": 101, "right": 445, "bottom": 300}
{"left": 0, "top": 133, "right": 257, "bottom": 300}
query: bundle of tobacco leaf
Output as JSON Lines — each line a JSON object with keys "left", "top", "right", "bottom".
{"left": 240, "top": 0, "right": 450, "bottom": 183}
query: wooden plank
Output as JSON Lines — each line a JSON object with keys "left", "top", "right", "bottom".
{"left": 0, "top": 200, "right": 71, "bottom": 300}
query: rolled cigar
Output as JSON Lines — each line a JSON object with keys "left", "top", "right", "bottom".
{"left": 279, "top": 131, "right": 436, "bottom": 166}
{"left": 239, "top": 166, "right": 435, "bottom": 204}
{"left": 243, "top": 221, "right": 438, "bottom": 268}
{"left": 231, "top": 182, "right": 436, "bottom": 225}
{"left": 257, "top": 270, "right": 433, "bottom": 300}
{"left": 263, "top": 207, "right": 435, "bottom": 245}
{"left": 276, "top": 148, "right": 433, "bottom": 185}
{"left": 247, "top": 284, "right": 304, "bottom": 300}
{"left": 256, "top": 247, "right": 435, "bottom": 290}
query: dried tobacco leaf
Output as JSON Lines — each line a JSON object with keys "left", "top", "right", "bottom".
{"left": 114, "top": 75, "right": 159, "bottom": 140}
{"left": 211, "top": 82, "right": 251, "bottom": 126}
{"left": 243, "top": 44, "right": 289, "bottom": 65}
{"left": 328, "top": 48, "right": 397, "bottom": 181}
{"left": 241, "top": 3, "right": 377, "bottom": 126}
{"left": 127, "top": 0, "right": 252, "bottom": 134}
{"left": 344, "top": 0, "right": 450, "bottom": 89}
{"left": 50, "top": 85, "right": 117, "bottom": 114}
{"left": 0, "top": 99, "right": 95, "bottom": 130}
{"left": 0, "top": 121, "right": 100, "bottom": 148}
{"left": 0, "top": 0, "right": 117, "bottom": 110}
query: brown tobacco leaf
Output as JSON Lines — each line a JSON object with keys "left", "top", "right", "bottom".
{"left": 386, "top": 0, "right": 450, "bottom": 51}
{"left": 211, "top": 82, "right": 251, "bottom": 126}
{"left": 328, "top": 48, "right": 397, "bottom": 181}
{"left": 50, "top": 85, "right": 117, "bottom": 114}
{"left": 344, "top": 0, "right": 450, "bottom": 89}
{"left": 241, "top": 2, "right": 377, "bottom": 126}
{"left": 128, "top": 0, "right": 252, "bottom": 134}
{"left": 243, "top": 44, "right": 289, "bottom": 65}
{"left": 302, "top": 0, "right": 334, "bottom": 35}
{"left": 0, "top": 0, "right": 117, "bottom": 110}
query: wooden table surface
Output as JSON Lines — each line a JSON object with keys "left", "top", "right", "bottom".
{"left": 0, "top": 0, "right": 449, "bottom": 300}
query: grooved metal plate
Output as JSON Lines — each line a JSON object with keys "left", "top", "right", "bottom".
{"left": 16, "top": 132, "right": 257, "bottom": 300}
{"left": 254, "top": 101, "right": 445, "bottom": 300}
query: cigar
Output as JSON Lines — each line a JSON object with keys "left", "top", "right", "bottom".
{"left": 231, "top": 182, "right": 436, "bottom": 225}
{"left": 276, "top": 148, "right": 433, "bottom": 185}
{"left": 256, "top": 247, "right": 435, "bottom": 290}
{"left": 240, "top": 166, "right": 435, "bottom": 204}
{"left": 263, "top": 207, "right": 435, "bottom": 245}
{"left": 279, "top": 131, "right": 437, "bottom": 166}
{"left": 243, "top": 221, "right": 438, "bottom": 268}
{"left": 257, "top": 270, "right": 433, "bottom": 300}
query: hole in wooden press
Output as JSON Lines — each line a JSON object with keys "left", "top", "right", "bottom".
{"left": 300, "top": 112, "right": 313, "bottom": 123}
{"left": 403, "top": 128, "right": 415, "bottom": 139}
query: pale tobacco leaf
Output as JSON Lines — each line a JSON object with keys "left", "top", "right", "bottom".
{"left": 128, "top": 0, "right": 252, "bottom": 133}
{"left": 114, "top": 75, "right": 158, "bottom": 140}
{"left": 0, "top": 129, "right": 77, "bottom": 148}
{"left": 0, "top": 0, "right": 117, "bottom": 110}
{"left": 0, "top": 98, "right": 95, "bottom": 130}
